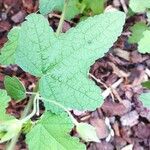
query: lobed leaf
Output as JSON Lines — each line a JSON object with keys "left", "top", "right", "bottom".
{"left": 15, "top": 12, "right": 125, "bottom": 113}
{"left": 40, "top": 11, "right": 125, "bottom": 113}
{"left": 26, "top": 112, "right": 86, "bottom": 150}
{"left": 4, "top": 76, "right": 26, "bottom": 101}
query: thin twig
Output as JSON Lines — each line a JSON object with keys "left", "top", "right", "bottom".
{"left": 6, "top": 83, "right": 39, "bottom": 150}
{"left": 119, "top": 0, "right": 128, "bottom": 13}
{"left": 102, "top": 78, "right": 124, "bottom": 99}
{"left": 56, "top": 0, "right": 69, "bottom": 35}
{"left": 89, "top": 73, "right": 115, "bottom": 101}
{"left": 145, "top": 68, "right": 150, "bottom": 78}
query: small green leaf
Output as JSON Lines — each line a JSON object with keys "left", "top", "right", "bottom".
{"left": 76, "top": 122, "right": 100, "bottom": 142}
{"left": 65, "top": 0, "right": 80, "bottom": 20}
{"left": 39, "top": 0, "right": 64, "bottom": 15}
{"left": 26, "top": 112, "right": 86, "bottom": 150}
{"left": 0, "top": 27, "right": 19, "bottom": 65}
{"left": 84, "top": 0, "right": 105, "bottom": 15}
{"left": 128, "top": 22, "right": 149, "bottom": 44}
{"left": 4, "top": 76, "right": 26, "bottom": 101}
{"left": 0, "top": 90, "right": 14, "bottom": 121}
{"left": 0, "top": 119, "right": 23, "bottom": 143}
{"left": 140, "top": 93, "right": 150, "bottom": 108}
{"left": 129, "top": 0, "right": 150, "bottom": 13}
{"left": 138, "top": 30, "right": 150, "bottom": 53}
{"left": 142, "top": 81, "right": 150, "bottom": 89}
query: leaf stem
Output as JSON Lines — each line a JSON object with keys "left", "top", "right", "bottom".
{"left": 39, "top": 97, "right": 79, "bottom": 126}
{"left": 6, "top": 84, "right": 39, "bottom": 150}
{"left": 56, "top": 0, "right": 69, "bottom": 35}
{"left": 20, "top": 93, "right": 39, "bottom": 123}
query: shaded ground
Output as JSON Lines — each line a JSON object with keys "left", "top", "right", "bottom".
{"left": 0, "top": 0, "right": 150, "bottom": 150}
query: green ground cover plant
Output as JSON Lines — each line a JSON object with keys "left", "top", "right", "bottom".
{"left": 0, "top": 1, "right": 127, "bottom": 149}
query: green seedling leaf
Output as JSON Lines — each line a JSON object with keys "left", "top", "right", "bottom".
{"left": 4, "top": 76, "right": 26, "bottom": 101}
{"left": 26, "top": 112, "right": 86, "bottom": 150}
{"left": 0, "top": 119, "right": 23, "bottom": 143}
{"left": 0, "top": 90, "right": 14, "bottom": 121}
{"left": 129, "top": 0, "right": 150, "bottom": 13}
{"left": 140, "top": 93, "right": 150, "bottom": 108}
{"left": 76, "top": 122, "right": 100, "bottom": 142}
{"left": 128, "top": 22, "right": 149, "bottom": 44}
{"left": 39, "top": 0, "right": 64, "bottom": 15}
{"left": 142, "top": 81, "right": 150, "bottom": 89}
{"left": 138, "top": 30, "right": 150, "bottom": 53}
{"left": 0, "top": 27, "right": 19, "bottom": 65}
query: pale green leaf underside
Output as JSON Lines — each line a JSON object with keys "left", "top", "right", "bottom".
{"left": 140, "top": 93, "right": 150, "bottom": 108}
{"left": 0, "top": 90, "right": 14, "bottom": 121}
{"left": 0, "top": 27, "right": 19, "bottom": 65}
{"left": 26, "top": 112, "right": 86, "bottom": 150}
{"left": 129, "top": 0, "right": 150, "bottom": 13}
{"left": 39, "top": 0, "right": 64, "bottom": 15}
{"left": 4, "top": 76, "right": 26, "bottom": 101}
{"left": 128, "top": 22, "right": 149, "bottom": 44}
{"left": 138, "top": 30, "right": 150, "bottom": 53}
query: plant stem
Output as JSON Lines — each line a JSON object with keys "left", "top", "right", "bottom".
{"left": 6, "top": 83, "right": 39, "bottom": 150}
{"left": 56, "top": 0, "right": 69, "bottom": 35}
{"left": 39, "top": 97, "right": 79, "bottom": 126}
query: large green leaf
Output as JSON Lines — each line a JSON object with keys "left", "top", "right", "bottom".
{"left": 0, "top": 27, "right": 19, "bottom": 65}
{"left": 138, "top": 30, "right": 150, "bottom": 53}
{"left": 40, "top": 11, "right": 125, "bottom": 112}
{"left": 128, "top": 22, "right": 149, "bottom": 44}
{"left": 129, "top": 0, "right": 150, "bottom": 13}
{"left": 26, "top": 112, "right": 85, "bottom": 150}
{"left": 15, "top": 12, "right": 125, "bottom": 113}
{"left": 4, "top": 76, "right": 26, "bottom": 101}
{"left": 0, "top": 90, "right": 14, "bottom": 121}
{"left": 140, "top": 93, "right": 150, "bottom": 108}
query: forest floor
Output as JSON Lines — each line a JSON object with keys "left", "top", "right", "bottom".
{"left": 0, "top": 0, "right": 150, "bottom": 150}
